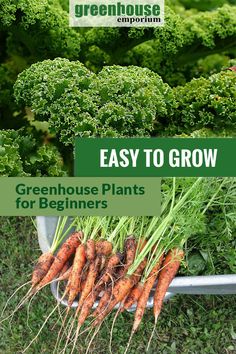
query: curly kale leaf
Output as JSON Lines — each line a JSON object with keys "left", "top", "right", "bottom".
{"left": 14, "top": 58, "right": 94, "bottom": 118}
{"left": 189, "top": 54, "right": 231, "bottom": 79}
{"left": 0, "top": 130, "right": 24, "bottom": 176}
{"left": 14, "top": 58, "right": 175, "bottom": 145}
{"left": 84, "top": 5, "right": 236, "bottom": 61}
{"left": 91, "top": 66, "right": 174, "bottom": 137}
{"left": 0, "top": 128, "right": 66, "bottom": 176}
{"left": 15, "top": 57, "right": 236, "bottom": 142}
{"left": 119, "top": 5, "right": 236, "bottom": 85}
{"left": 0, "top": 0, "right": 83, "bottom": 59}
{"left": 172, "top": 71, "right": 236, "bottom": 133}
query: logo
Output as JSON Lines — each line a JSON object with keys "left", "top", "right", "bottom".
{"left": 70, "top": 0, "right": 164, "bottom": 27}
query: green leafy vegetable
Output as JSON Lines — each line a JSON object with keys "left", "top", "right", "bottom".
{"left": 171, "top": 71, "right": 236, "bottom": 133}
{"left": 14, "top": 58, "right": 175, "bottom": 144}
{"left": 0, "top": 129, "right": 66, "bottom": 176}
{"left": 14, "top": 58, "right": 236, "bottom": 143}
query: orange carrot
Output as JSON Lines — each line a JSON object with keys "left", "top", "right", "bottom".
{"left": 80, "top": 277, "right": 87, "bottom": 291}
{"left": 94, "top": 253, "right": 122, "bottom": 291}
{"left": 115, "top": 237, "right": 137, "bottom": 280}
{"left": 77, "top": 285, "right": 103, "bottom": 329}
{"left": 120, "top": 240, "right": 147, "bottom": 312}
{"left": 115, "top": 258, "right": 125, "bottom": 279}
{"left": 93, "top": 286, "right": 112, "bottom": 317}
{"left": 80, "top": 263, "right": 89, "bottom": 288}
{"left": 99, "top": 255, "right": 108, "bottom": 273}
{"left": 67, "top": 242, "right": 86, "bottom": 307}
{"left": 93, "top": 238, "right": 141, "bottom": 321}
{"left": 96, "top": 240, "right": 113, "bottom": 256}
{"left": 115, "top": 259, "right": 144, "bottom": 315}
{"left": 31, "top": 251, "right": 54, "bottom": 287}
{"left": 92, "top": 276, "right": 134, "bottom": 327}
{"left": 36, "top": 231, "right": 82, "bottom": 289}
{"left": 121, "top": 282, "right": 144, "bottom": 312}
{"left": 119, "top": 258, "right": 147, "bottom": 316}
{"left": 153, "top": 248, "right": 184, "bottom": 322}
{"left": 92, "top": 254, "right": 124, "bottom": 317}
{"left": 58, "top": 265, "right": 72, "bottom": 281}
{"left": 93, "top": 239, "right": 136, "bottom": 317}
{"left": 93, "top": 258, "right": 147, "bottom": 326}
{"left": 77, "top": 257, "right": 101, "bottom": 311}
{"left": 123, "top": 236, "right": 137, "bottom": 274}
{"left": 96, "top": 240, "right": 113, "bottom": 274}
{"left": 132, "top": 254, "right": 164, "bottom": 333}
{"left": 85, "top": 239, "right": 96, "bottom": 261}
{"left": 59, "top": 260, "right": 71, "bottom": 276}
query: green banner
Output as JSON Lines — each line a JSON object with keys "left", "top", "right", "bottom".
{"left": 0, "top": 177, "right": 161, "bottom": 216}
{"left": 75, "top": 138, "right": 236, "bottom": 177}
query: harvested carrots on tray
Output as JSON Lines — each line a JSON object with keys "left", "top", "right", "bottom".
{"left": 4, "top": 177, "right": 230, "bottom": 353}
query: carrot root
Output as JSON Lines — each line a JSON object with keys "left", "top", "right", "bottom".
{"left": 36, "top": 231, "right": 82, "bottom": 290}
{"left": 77, "top": 257, "right": 101, "bottom": 311}
{"left": 153, "top": 248, "right": 184, "bottom": 321}
{"left": 122, "top": 282, "right": 144, "bottom": 312}
{"left": 67, "top": 242, "right": 86, "bottom": 307}
{"left": 132, "top": 254, "right": 164, "bottom": 333}
{"left": 31, "top": 251, "right": 54, "bottom": 287}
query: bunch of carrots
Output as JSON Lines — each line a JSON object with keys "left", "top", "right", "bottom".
{"left": 32, "top": 231, "right": 183, "bottom": 330}
{"left": 29, "top": 229, "right": 184, "bottom": 353}
{"left": 2, "top": 177, "right": 234, "bottom": 353}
